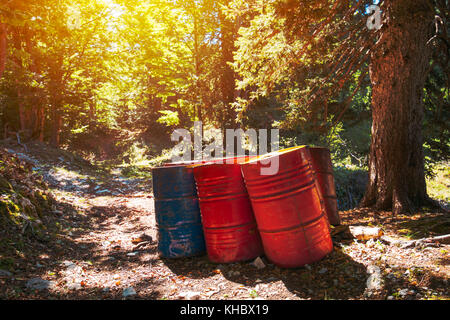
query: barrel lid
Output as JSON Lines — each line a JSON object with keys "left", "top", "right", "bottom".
{"left": 187, "top": 155, "right": 254, "bottom": 168}
{"left": 242, "top": 145, "right": 307, "bottom": 164}
{"left": 151, "top": 163, "right": 193, "bottom": 170}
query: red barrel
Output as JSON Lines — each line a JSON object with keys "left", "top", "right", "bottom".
{"left": 193, "top": 159, "right": 264, "bottom": 263}
{"left": 165, "top": 155, "right": 251, "bottom": 167}
{"left": 241, "top": 146, "right": 333, "bottom": 268}
{"left": 309, "top": 147, "right": 341, "bottom": 225}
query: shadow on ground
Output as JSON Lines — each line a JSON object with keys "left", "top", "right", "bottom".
{"left": 0, "top": 158, "right": 160, "bottom": 299}
{"left": 162, "top": 245, "right": 367, "bottom": 300}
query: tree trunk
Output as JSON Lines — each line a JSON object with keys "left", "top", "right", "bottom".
{"left": 360, "top": 0, "right": 435, "bottom": 214}
{"left": 89, "top": 100, "right": 96, "bottom": 133}
{"left": 37, "top": 105, "right": 45, "bottom": 142}
{"left": 0, "top": 23, "right": 7, "bottom": 79}
{"left": 25, "top": 27, "right": 45, "bottom": 141}
{"left": 50, "top": 100, "right": 62, "bottom": 148}
{"left": 219, "top": 4, "right": 237, "bottom": 129}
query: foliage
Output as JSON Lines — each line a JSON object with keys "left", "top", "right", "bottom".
{"left": 0, "top": 0, "right": 447, "bottom": 204}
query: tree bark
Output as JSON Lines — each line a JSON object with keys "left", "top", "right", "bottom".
{"left": 11, "top": 27, "right": 28, "bottom": 134}
{"left": 360, "top": 0, "right": 435, "bottom": 214}
{"left": 89, "top": 98, "right": 96, "bottom": 133}
{"left": 50, "top": 106, "right": 62, "bottom": 148}
{"left": 25, "top": 27, "right": 45, "bottom": 141}
{"left": 0, "top": 23, "right": 7, "bottom": 79}
{"left": 49, "top": 55, "right": 64, "bottom": 148}
{"left": 37, "top": 105, "right": 45, "bottom": 142}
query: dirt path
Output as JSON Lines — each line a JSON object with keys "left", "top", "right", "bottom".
{"left": 0, "top": 145, "right": 448, "bottom": 300}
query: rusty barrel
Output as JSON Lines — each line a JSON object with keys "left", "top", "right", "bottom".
{"left": 309, "top": 147, "right": 341, "bottom": 226}
{"left": 241, "top": 146, "right": 333, "bottom": 268}
{"left": 193, "top": 158, "right": 264, "bottom": 263}
{"left": 152, "top": 165, "right": 206, "bottom": 258}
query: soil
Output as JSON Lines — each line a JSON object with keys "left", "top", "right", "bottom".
{"left": 0, "top": 143, "right": 448, "bottom": 300}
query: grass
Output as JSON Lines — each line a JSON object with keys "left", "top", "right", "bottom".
{"left": 331, "top": 160, "right": 449, "bottom": 211}
{"left": 426, "top": 162, "right": 450, "bottom": 207}
{"left": 332, "top": 163, "right": 368, "bottom": 210}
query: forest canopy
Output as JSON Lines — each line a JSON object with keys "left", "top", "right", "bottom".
{"left": 0, "top": 0, "right": 448, "bottom": 211}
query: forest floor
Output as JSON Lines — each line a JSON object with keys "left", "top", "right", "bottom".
{"left": 0, "top": 142, "right": 449, "bottom": 300}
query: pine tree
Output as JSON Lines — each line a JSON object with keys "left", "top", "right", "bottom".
{"left": 231, "top": 0, "right": 449, "bottom": 213}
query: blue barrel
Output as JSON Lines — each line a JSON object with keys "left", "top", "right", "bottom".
{"left": 152, "top": 165, "right": 206, "bottom": 258}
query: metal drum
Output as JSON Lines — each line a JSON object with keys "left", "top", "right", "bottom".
{"left": 309, "top": 147, "right": 341, "bottom": 226}
{"left": 193, "top": 159, "right": 264, "bottom": 263}
{"left": 163, "top": 159, "right": 206, "bottom": 167}
{"left": 241, "top": 146, "right": 333, "bottom": 268}
{"left": 152, "top": 165, "right": 206, "bottom": 258}
{"left": 164, "top": 155, "right": 250, "bottom": 167}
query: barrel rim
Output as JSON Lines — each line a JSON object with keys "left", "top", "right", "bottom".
{"left": 242, "top": 145, "right": 307, "bottom": 165}
{"left": 151, "top": 163, "right": 194, "bottom": 170}
{"left": 187, "top": 155, "right": 253, "bottom": 169}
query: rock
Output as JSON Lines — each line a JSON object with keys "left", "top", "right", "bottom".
{"left": 366, "top": 265, "right": 384, "bottom": 291}
{"left": 318, "top": 267, "right": 328, "bottom": 274}
{"left": 178, "top": 291, "right": 201, "bottom": 300}
{"left": 349, "top": 226, "right": 383, "bottom": 241}
{"left": 67, "top": 283, "right": 82, "bottom": 290}
{"left": 62, "top": 260, "right": 76, "bottom": 267}
{"left": 398, "top": 289, "right": 409, "bottom": 297}
{"left": 26, "top": 278, "right": 55, "bottom": 291}
{"left": 366, "top": 273, "right": 383, "bottom": 291}
{"left": 251, "top": 257, "right": 266, "bottom": 269}
{"left": 228, "top": 271, "right": 240, "bottom": 277}
{"left": 122, "top": 287, "right": 137, "bottom": 297}
{"left": 387, "top": 295, "right": 394, "bottom": 300}
{"left": 0, "top": 269, "right": 13, "bottom": 277}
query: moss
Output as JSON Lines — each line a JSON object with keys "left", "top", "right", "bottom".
{"left": 0, "top": 197, "right": 22, "bottom": 226}
{"left": 0, "top": 198, "right": 20, "bottom": 216}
